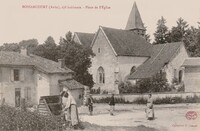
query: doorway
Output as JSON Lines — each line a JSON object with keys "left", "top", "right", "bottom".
{"left": 15, "top": 88, "right": 21, "bottom": 107}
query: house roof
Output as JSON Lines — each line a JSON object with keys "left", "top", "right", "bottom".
{"left": 100, "top": 26, "right": 152, "bottom": 56}
{"left": 59, "top": 79, "right": 85, "bottom": 90}
{"left": 0, "top": 51, "right": 73, "bottom": 74}
{"left": 182, "top": 57, "right": 200, "bottom": 67}
{"left": 128, "top": 42, "right": 183, "bottom": 79}
{"left": 125, "top": 2, "right": 145, "bottom": 31}
{"left": 75, "top": 32, "right": 95, "bottom": 47}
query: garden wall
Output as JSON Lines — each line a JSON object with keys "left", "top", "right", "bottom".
{"left": 92, "top": 92, "right": 200, "bottom": 104}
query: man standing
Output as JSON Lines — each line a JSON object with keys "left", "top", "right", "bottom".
{"left": 109, "top": 94, "right": 115, "bottom": 116}
{"left": 87, "top": 94, "right": 93, "bottom": 115}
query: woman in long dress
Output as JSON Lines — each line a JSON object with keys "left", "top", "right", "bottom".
{"left": 62, "top": 90, "right": 79, "bottom": 129}
{"left": 146, "top": 93, "right": 154, "bottom": 120}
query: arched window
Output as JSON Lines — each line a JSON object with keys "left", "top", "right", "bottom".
{"left": 179, "top": 70, "right": 183, "bottom": 83}
{"left": 130, "top": 66, "right": 136, "bottom": 74}
{"left": 97, "top": 67, "right": 105, "bottom": 84}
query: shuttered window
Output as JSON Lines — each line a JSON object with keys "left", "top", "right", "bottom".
{"left": 11, "top": 69, "right": 25, "bottom": 82}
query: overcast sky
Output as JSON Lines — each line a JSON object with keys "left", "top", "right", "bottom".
{"left": 0, "top": 0, "right": 200, "bottom": 45}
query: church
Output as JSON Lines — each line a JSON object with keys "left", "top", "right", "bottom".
{"left": 73, "top": 2, "right": 200, "bottom": 94}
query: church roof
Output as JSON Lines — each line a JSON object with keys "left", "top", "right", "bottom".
{"left": 0, "top": 51, "right": 73, "bottom": 74}
{"left": 128, "top": 42, "right": 184, "bottom": 79}
{"left": 182, "top": 57, "right": 200, "bottom": 67}
{"left": 74, "top": 32, "right": 95, "bottom": 47}
{"left": 125, "top": 2, "right": 145, "bottom": 30}
{"left": 100, "top": 26, "right": 152, "bottom": 56}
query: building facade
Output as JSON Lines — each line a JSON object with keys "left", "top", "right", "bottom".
{"left": 0, "top": 49, "right": 80, "bottom": 107}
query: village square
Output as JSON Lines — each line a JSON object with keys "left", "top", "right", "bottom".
{"left": 0, "top": 1, "right": 200, "bottom": 131}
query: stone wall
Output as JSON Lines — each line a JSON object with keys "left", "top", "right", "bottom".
{"left": 92, "top": 92, "right": 200, "bottom": 103}
{"left": 90, "top": 28, "right": 118, "bottom": 93}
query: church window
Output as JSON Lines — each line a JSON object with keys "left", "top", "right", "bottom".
{"left": 97, "top": 67, "right": 105, "bottom": 84}
{"left": 179, "top": 70, "right": 183, "bottom": 83}
{"left": 98, "top": 48, "right": 100, "bottom": 53}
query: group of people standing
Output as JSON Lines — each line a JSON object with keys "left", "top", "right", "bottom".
{"left": 60, "top": 90, "right": 155, "bottom": 129}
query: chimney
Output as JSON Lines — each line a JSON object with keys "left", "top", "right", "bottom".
{"left": 58, "top": 59, "right": 65, "bottom": 68}
{"left": 20, "top": 47, "right": 28, "bottom": 56}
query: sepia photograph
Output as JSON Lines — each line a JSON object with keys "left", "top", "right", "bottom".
{"left": 0, "top": 0, "right": 200, "bottom": 130}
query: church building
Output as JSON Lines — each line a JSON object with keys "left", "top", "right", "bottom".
{"left": 73, "top": 2, "right": 193, "bottom": 94}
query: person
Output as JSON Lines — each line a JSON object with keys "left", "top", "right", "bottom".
{"left": 61, "top": 89, "right": 79, "bottom": 129}
{"left": 109, "top": 94, "right": 115, "bottom": 116}
{"left": 87, "top": 94, "right": 93, "bottom": 115}
{"left": 146, "top": 93, "right": 154, "bottom": 120}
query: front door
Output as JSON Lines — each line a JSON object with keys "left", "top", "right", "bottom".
{"left": 15, "top": 88, "right": 21, "bottom": 107}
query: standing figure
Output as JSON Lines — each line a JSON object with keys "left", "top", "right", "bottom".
{"left": 62, "top": 90, "right": 79, "bottom": 129}
{"left": 87, "top": 94, "right": 93, "bottom": 115}
{"left": 146, "top": 93, "right": 154, "bottom": 120}
{"left": 109, "top": 94, "right": 115, "bottom": 116}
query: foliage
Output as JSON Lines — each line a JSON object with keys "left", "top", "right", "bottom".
{"left": 33, "top": 36, "right": 57, "bottom": 61}
{"left": 0, "top": 32, "right": 95, "bottom": 87}
{"left": 153, "top": 16, "right": 171, "bottom": 44}
{"left": 92, "top": 95, "right": 200, "bottom": 104}
{"left": 0, "top": 105, "right": 66, "bottom": 130}
{"left": 0, "top": 43, "right": 20, "bottom": 52}
{"left": 57, "top": 34, "right": 95, "bottom": 87}
{"left": 136, "top": 72, "right": 171, "bottom": 93}
{"left": 91, "top": 87, "right": 101, "bottom": 94}
{"left": 118, "top": 81, "right": 137, "bottom": 94}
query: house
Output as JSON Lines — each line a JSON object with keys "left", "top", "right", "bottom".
{"left": 0, "top": 48, "right": 83, "bottom": 107}
{"left": 73, "top": 2, "right": 191, "bottom": 94}
{"left": 182, "top": 58, "right": 200, "bottom": 92}
{"left": 59, "top": 78, "right": 85, "bottom": 107}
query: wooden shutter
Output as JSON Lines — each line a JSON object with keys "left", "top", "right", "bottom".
{"left": 20, "top": 69, "right": 25, "bottom": 81}
{"left": 10, "top": 69, "right": 14, "bottom": 81}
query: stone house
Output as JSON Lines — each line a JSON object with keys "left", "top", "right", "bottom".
{"left": 182, "top": 58, "right": 200, "bottom": 92}
{"left": 0, "top": 49, "right": 83, "bottom": 107}
{"left": 73, "top": 2, "right": 195, "bottom": 93}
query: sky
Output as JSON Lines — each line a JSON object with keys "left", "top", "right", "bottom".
{"left": 0, "top": 0, "right": 200, "bottom": 45}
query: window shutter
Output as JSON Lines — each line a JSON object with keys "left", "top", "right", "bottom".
{"left": 20, "top": 69, "right": 25, "bottom": 81}
{"left": 11, "top": 69, "right": 14, "bottom": 81}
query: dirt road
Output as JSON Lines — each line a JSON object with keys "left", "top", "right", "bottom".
{"left": 79, "top": 103, "right": 200, "bottom": 131}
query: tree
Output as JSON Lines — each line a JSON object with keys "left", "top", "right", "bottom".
{"left": 153, "top": 16, "right": 171, "bottom": 44}
{"left": 56, "top": 34, "right": 95, "bottom": 87}
{"left": 0, "top": 43, "right": 20, "bottom": 52}
{"left": 19, "top": 39, "right": 38, "bottom": 54}
{"left": 34, "top": 36, "right": 57, "bottom": 61}
{"left": 170, "top": 17, "right": 189, "bottom": 42}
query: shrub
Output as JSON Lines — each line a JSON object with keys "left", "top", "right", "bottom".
{"left": 91, "top": 87, "right": 100, "bottom": 94}
{"left": 92, "top": 95, "right": 200, "bottom": 105}
{"left": 0, "top": 105, "right": 66, "bottom": 130}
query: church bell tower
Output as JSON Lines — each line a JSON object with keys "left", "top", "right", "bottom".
{"left": 125, "top": 2, "right": 146, "bottom": 36}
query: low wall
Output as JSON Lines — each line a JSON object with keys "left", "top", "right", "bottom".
{"left": 92, "top": 92, "right": 200, "bottom": 103}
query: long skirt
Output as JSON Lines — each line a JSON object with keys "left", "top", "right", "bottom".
{"left": 69, "top": 104, "right": 79, "bottom": 126}
{"left": 146, "top": 108, "right": 154, "bottom": 120}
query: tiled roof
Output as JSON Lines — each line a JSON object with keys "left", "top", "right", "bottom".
{"left": 101, "top": 26, "right": 152, "bottom": 56}
{"left": 182, "top": 58, "right": 200, "bottom": 67}
{"left": 75, "top": 32, "right": 95, "bottom": 47}
{"left": 0, "top": 51, "right": 73, "bottom": 74}
{"left": 59, "top": 79, "right": 85, "bottom": 90}
{"left": 128, "top": 42, "right": 183, "bottom": 79}
{"left": 125, "top": 2, "right": 145, "bottom": 30}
